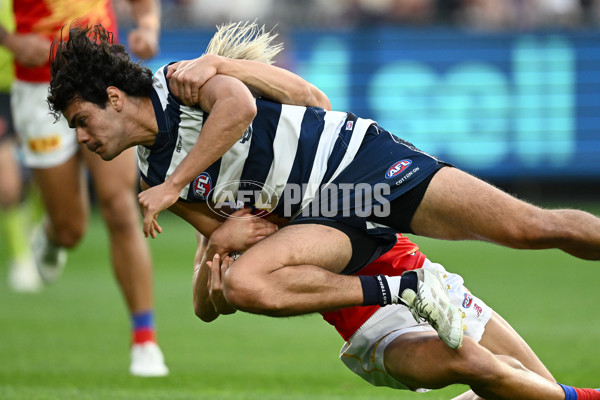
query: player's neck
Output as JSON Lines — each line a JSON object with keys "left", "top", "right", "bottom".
{"left": 129, "top": 97, "right": 160, "bottom": 147}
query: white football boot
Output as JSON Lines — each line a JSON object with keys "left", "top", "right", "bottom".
{"left": 32, "top": 224, "right": 67, "bottom": 284}
{"left": 8, "top": 256, "right": 43, "bottom": 292}
{"left": 130, "top": 342, "right": 169, "bottom": 377}
{"left": 397, "top": 268, "right": 464, "bottom": 349}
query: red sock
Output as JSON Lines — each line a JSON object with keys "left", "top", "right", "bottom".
{"left": 132, "top": 311, "right": 156, "bottom": 344}
{"left": 574, "top": 388, "right": 600, "bottom": 400}
{"left": 133, "top": 328, "right": 156, "bottom": 344}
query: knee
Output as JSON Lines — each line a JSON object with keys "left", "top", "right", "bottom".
{"left": 223, "top": 263, "right": 282, "bottom": 315}
{"left": 494, "top": 354, "right": 527, "bottom": 372}
{"left": 446, "top": 338, "right": 504, "bottom": 384}
{"left": 97, "top": 190, "right": 137, "bottom": 232}
{"left": 50, "top": 220, "right": 86, "bottom": 248}
{"left": 0, "top": 186, "right": 21, "bottom": 208}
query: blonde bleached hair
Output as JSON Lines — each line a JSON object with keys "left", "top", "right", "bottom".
{"left": 204, "top": 21, "right": 283, "bottom": 64}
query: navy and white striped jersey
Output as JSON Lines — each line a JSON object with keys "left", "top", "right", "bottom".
{"left": 138, "top": 66, "right": 442, "bottom": 226}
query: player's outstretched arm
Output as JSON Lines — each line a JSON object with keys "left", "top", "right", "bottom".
{"left": 167, "top": 54, "right": 331, "bottom": 110}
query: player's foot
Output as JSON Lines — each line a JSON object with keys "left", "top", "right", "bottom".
{"left": 130, "top": 342, "right": 169, "bottom": 377}
{"left": 397, "top": 268, "right": 464, "bottom": 349}
{"left": 8, "top": 257, "right": 43, "bottom": 292}
{"left": 32, "top": 224, "right": 67, "bottom": 284}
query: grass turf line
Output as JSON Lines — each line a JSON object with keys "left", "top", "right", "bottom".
{"left": 1, "top": 210, "right": 599, "bottom": 399}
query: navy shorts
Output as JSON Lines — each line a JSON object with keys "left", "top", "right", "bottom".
{"left": 292, "top": 123, "right": 447, "bottom": 273}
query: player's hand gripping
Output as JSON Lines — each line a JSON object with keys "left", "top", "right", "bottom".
{"left": 210, "top": 207, "right": 278, "bottom": 253}
{"left": 166, "top": 54, "right": 221, "bottom": 106}
{"left": 206, "top": 254, "right": 237, "bottom": 315}
{"left": 138, "top": 181, "right": 180, "bottom": 238}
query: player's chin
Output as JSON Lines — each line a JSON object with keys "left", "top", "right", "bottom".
{"left": 98, "top": 149, "right": 117, "bottom": 161}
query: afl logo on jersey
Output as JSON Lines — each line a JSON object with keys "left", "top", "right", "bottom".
{"left": 193, "top": 173, "right": 212, "bottom": 200}
{"left": 385, "top": 160, "right": 412, "bottom": 179}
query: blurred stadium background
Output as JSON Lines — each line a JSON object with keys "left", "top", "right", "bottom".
{"left": 2, "top": 1, "right": 600, "bottom": 399}
{"left": 119, "top": 0, "right": 600, "bottom": 199}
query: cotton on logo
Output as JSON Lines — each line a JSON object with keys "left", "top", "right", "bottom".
{"left": 385, "top": 160, "right": 412, "bottom": 179}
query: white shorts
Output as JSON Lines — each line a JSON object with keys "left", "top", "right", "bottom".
{"left": 11, "top": 80, "right": 78, "bottom": 168}
{"left": 339, "top": 259, "right": 493, "bottom": 391}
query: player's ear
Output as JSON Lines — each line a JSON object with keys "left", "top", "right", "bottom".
{"left": 106, "top": 86, "right": 122, "bottom": 111}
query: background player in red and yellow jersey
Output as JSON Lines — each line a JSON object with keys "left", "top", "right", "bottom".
{"left": 0, "top": 0, "right": 41, "bottom": 293}
{"left": 0, "top": 0, "right": 166, "bottom": 377}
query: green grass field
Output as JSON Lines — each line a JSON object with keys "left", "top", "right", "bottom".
{"left": 2, "top": 207, "right": 600, "bottom": 400}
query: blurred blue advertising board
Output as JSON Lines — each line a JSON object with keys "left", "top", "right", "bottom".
{"left": 141, "top": 27, "right": 600, "bottom": 180}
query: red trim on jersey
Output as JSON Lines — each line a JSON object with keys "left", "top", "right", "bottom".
{"left": 320, "top": 234, "right": 426, "bottom": 341}
{"left": 14, "top": 0, "right": 119, "bottom": 82}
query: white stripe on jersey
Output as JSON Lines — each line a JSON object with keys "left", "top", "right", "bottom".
{"left": 325, "top": 117, "right": 374, "bottom": 184}
{"left": 213, "top": 130, "right": 252, "bottom": 202}
{"left": 172, "top": 106, "right": 204, "bottom": 198}
{"left": 294, "top": 111, "right": 348, "bottom": 217}
{"left": 153, "top": 71, "right": 170, "bottom": 110}
{"left": 261, "top": 104, "right": 306, "bottom": 203}
{"left": 137, "top": 144, "right": 150, "bottom": 177}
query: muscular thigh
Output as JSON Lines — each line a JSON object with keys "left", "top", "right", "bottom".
{"left": 33, "top": 153, "right": 88, "bottom": 225}
{"left": 240, "top": 224, "right": 353, "bottom": 274}
{"left": 410, "top": 167, "right": 538, "bottom": 243}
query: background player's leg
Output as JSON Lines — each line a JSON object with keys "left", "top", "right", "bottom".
{"left": 84, "top": 146, "right": 168, "bottom": 377}
{"left": 0, "top": 138, "right": 40, "bottom": 291}
{"left": 32, "top": 153, "right": 86, "bottom": 282}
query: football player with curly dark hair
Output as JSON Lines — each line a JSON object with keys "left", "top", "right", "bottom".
{"left": 49, "top": 25, "right": 153, "bottom": 118}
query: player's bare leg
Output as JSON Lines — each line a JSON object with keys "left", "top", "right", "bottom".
{"left": 450, "top": 312, "right": 554, "bottom": 400}
{"left": 0, "top": 140, "right": 23, "bottom": 210}
{"left": 32, "top": 153, "right": 86, "bottom": 282}
{"left": 84, "top": 146, "right": 168, "bottom": 377}
{"left": 411, "top": 167, "right": 600, "bottom": 260}
{"left": 85, "top": 147, "right": 153, "bottom": 316}
{"left": 479, "top": 312, "right": 553, "bottom": 381}
{"left": 223, "top": 223, "right": 362, "bottom": 316}
{"left": 33, "top": 152, "right": 88, "bottom": 247}
{"left": 0, "top": 139, "right": 41, "bottom": 291}
{"left": 383, "top": 331, "right": 565, "bottom": 399}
